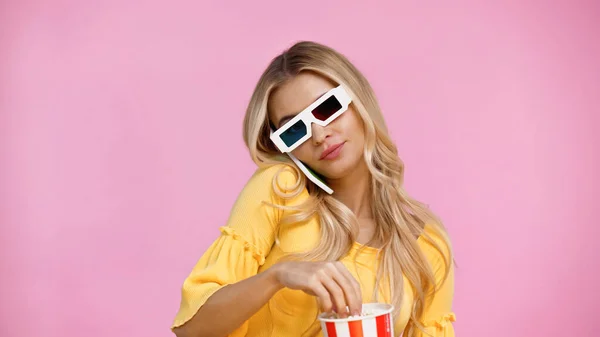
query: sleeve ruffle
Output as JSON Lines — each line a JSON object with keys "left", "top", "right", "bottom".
{"left": 421, "top": 313, "right": 456, "bottom": 336}
{"left": 171, "top": 226, "right": 267, "bottom": 333}
{"left": 219, "top": 226, "right": 266, "bottom": 265}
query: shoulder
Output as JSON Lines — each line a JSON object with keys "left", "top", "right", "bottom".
{"left": 234, "top": 163, "right": 308, "bottom": 208}
{"left": 223, "top": 163, "right": 306, "bottom": 234}
{"left": 239, "top": 163, "right": 303, "bottom": 198}
{"left": 248, "top": 163, "right": 300, "bottom": 189}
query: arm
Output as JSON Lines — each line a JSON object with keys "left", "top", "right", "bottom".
{"left": 413, "top": 226, "right": 457, "bottom": 337}
{"left": 170, "top": 165, "right": 289, "bottom": 337}
{"left": 170, "top": 165, "right": 362, "bottom": 337}
{"left": 174, "top": 261, "right": 363, "bottom": 337}
{"left": 173, "top": 266, "right": 283, "bottom": 337}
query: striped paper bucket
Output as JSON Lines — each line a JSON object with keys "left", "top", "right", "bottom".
{"left": 318, "top": 303, "right": 395, "bottom": 337}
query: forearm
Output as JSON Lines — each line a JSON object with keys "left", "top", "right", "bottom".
{"left": 173, "top": 266, "right": 283, "bottom": 337}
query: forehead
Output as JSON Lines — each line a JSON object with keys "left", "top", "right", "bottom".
{"left": 268, "top": 72, "right": 336, "bottom": 123}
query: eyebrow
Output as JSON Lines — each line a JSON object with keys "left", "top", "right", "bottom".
{"left": 277, "top": 114, "right": 297, "bottom": 129}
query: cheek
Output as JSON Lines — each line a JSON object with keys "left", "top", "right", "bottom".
{"left": 290, "top": 142, "right": 314, "bottom": 162}
{"left": 342, "top": 110, "right": 365, "bottom": 141}
{"left": 345, "top": 115, "right": 366, "bottom": 156}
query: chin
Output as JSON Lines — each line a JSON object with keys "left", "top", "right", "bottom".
{"left": 314, "top": 155, "right": 363, "bottom": 180}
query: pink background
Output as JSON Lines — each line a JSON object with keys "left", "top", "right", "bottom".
{"left": 1, "top": 1, "right": 598, "bottom": 336}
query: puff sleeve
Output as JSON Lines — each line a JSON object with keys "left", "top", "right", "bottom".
{"left": 416, "top": 226, "right": 457, "bottom": 337}
{"left": 171, "top": 164, "right": 298, "bottom": 335}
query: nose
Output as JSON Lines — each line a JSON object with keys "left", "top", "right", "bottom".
{"left": 311, "top": 123, "right": 330, "bottom": 146}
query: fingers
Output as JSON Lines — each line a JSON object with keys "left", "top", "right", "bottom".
{"left": 310, "top": 282, "right": 334, "bottom": 313}
{"left": 329, "top": 262, "right": 362, "bottom": 316}
{"left": 301, "top": 261, "right": 364, "bottom": 317}
{"left": 336, "top": 262, "right": 362, "bottom": 309}
{"left": 319, "top": 269, "right": 348, "bottom": 316}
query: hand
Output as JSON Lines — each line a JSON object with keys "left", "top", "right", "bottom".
{"left": 272, "top": 260, "right": 362, "bottom": 317}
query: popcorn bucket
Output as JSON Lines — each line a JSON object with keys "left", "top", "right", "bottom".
{"left": 318, "top": 303, "right": 395, "bottom": 337}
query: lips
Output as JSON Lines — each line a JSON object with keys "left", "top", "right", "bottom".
{"left": 319, "top": 142, "right": 345, "bottom": 160}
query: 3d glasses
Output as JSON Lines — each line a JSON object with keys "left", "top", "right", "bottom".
{"left": 270, "top": 85, "right": 352, "bottom": 153}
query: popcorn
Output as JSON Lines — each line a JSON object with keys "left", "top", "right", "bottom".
{"left": 327, "top": 305, "right": 378, "bottom": 319}
{"left": 328, "top": 308, "right": 377, "bottom": 319}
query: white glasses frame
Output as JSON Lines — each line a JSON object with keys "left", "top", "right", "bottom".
{"left": 269, "top": 85, "right": 352, "bottom": 153}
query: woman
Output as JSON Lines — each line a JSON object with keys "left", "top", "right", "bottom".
{"left": 171, "top": 41, "right": 456, "bottom": 337}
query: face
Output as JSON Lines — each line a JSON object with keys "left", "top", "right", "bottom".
{"left": 268, "top": 72, "right": 366, "bottom": 180}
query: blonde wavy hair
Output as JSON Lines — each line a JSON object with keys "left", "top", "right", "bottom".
{"left": 242, "top": 41, "right": 453, "bottom": 337}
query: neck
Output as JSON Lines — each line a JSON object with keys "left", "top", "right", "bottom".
{"left": 326, "top": 160, "right": 372, "bottom": 219}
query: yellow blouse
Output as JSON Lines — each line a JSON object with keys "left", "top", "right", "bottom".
{"left": 172, "top": 164, "right": 456, "bottom": 337}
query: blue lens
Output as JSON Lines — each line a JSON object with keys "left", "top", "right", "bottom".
{"left": 280, "top": 120, "right": 307, "bottom": 147}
